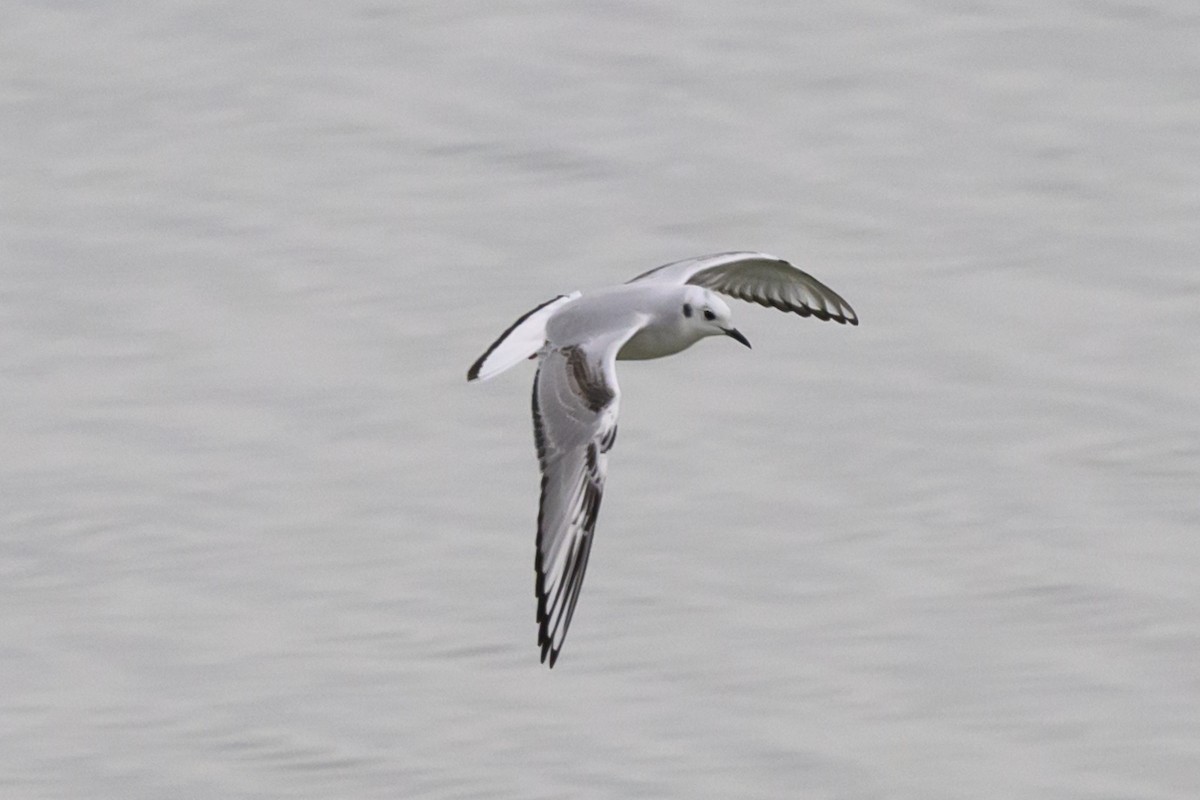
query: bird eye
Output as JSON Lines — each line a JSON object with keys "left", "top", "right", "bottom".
{"left": 682, "top": 303, "right": 693, "bottom": 318}
{"left": 703, "top": 308, "right": 716, "bottom": 321}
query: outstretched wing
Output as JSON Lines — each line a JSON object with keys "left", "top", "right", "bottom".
{"left": 531, "top": 325, "right": 640, "bottom": 667}
{"left": 628, "top": 251, "right": 858, "bottom": 325}
{"left": 467, "top": 292, "right": 581, "bottom": 382}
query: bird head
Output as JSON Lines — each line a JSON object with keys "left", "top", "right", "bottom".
{"left": 679, "top": 287, "right": 750, "bottom": 349}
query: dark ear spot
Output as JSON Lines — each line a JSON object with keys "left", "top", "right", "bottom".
{"left": 682, "top": 303, "right": 693, "bottom": 318}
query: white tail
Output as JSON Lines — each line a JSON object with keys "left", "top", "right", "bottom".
{"left": 467, "top": 292, "right": 581, "bottom": 382}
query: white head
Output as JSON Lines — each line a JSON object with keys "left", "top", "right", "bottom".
{"left": 679, "top": 287, "right": 751, "bottom": 349}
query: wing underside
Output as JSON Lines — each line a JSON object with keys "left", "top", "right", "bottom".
{"left": 530, "top": 328, "right": 634, "bottom": 667}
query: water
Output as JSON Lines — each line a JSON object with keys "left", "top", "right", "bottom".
{"left": 2, "top": 2, "right": 1198, "bottom": 797}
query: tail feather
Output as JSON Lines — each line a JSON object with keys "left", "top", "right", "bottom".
{"left": 467, "top": 292, "right": 580, "bottom": 382}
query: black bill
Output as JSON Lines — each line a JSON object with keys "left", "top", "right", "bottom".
{"left": 723, "top": 327, "right": 751, "bottom": 349}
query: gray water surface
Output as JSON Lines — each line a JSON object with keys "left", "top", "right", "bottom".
{"left": 3, "top": 2, "right": 1199, "bottom": 798}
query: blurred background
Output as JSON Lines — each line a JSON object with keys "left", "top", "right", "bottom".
{"left": 2, "top": 1, "right": 1198, "bottom": 798}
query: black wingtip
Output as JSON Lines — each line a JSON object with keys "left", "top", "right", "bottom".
{"left": 539, "top": 639, "right": 559, "bottom": 668}
{"left": 467, "top": 354, "right": 484, "bottom": 382}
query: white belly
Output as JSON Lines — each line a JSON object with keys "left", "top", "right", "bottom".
{"left": 616, "top": 325, "right": 701, "bottom": 360}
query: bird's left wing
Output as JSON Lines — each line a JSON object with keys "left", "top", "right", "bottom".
{"left": 531, "top": 322, "right": 644, "bottom": 667}
{"left": 628, "top": 251, "right": 858, "bottom": 325}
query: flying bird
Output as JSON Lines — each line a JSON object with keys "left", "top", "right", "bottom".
{"left": 467, "top": 252, "right": 858, "bottom": 667}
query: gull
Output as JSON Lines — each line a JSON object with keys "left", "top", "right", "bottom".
{"left": 467, "top": 252, "right": 858, "bottom": 667}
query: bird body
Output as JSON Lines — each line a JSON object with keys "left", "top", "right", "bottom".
{"left": 544, "top": 283, "right": 736, "bottom": 362}
{"left": 468, "top": 252, "right": 857, "bottom": 667}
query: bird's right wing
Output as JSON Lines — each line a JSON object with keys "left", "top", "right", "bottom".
{"left": 628, "top": 251, "right": 858, "bottom": 325}
{"left": 531, "top": 322, "right": 643, "bottom": 667}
